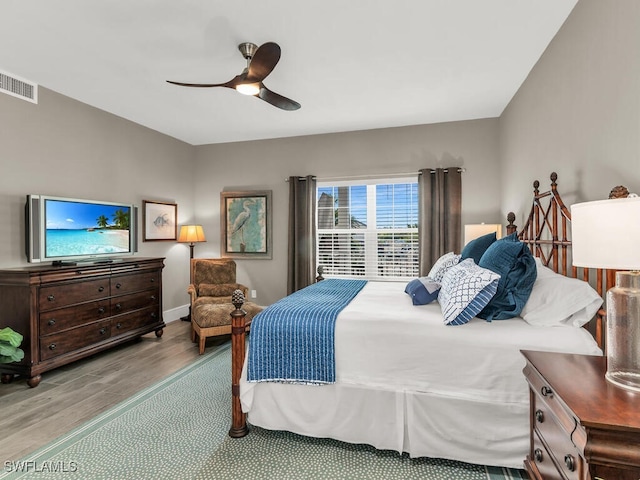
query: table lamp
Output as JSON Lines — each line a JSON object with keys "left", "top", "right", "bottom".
{"left": 571, "top": 196, "right": 640, "bottom": 392}
{"left": 463, "top": 223, "right": 502, "bottom": 246}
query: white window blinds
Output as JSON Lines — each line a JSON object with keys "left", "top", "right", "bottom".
{"left": 317, "top": 177, "right": 419, "bottom": 281}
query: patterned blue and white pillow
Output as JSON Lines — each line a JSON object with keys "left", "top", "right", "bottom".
{"left": 438, "top": 258, "right": 501, "bottom": 326}
{"left": 428, "top": 252, "right": 461, "bottom": 283}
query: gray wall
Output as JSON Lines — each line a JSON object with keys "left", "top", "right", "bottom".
{"left": 500, "top": 0, "right": 640, "bottom": 225}
{"left": 194, "top": 119, "right": 500, "bottom": 304}
{"left": 0, "top": 85, "right": 500, "bottom": 310}
{"left": 0, "top": 87, "right": 196, "bottom": 320}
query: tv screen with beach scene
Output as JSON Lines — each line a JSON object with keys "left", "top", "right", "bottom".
{"left": 26, "top": 195, "right": 136, "bottom": 264}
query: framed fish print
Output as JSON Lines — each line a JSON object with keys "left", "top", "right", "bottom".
{"left": 143, "top": 200, "right": 177, "bottom": 241}
{"left": 220, "top": 190, "right": 272, "bottom": 259}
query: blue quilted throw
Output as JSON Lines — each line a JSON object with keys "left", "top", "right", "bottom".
{"left": 247, "top": 279, "right": 367, "bottom": 384}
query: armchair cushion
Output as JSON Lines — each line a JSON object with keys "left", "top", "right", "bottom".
{"left": 198, "top": 283, "right": 247, "bottom": 297}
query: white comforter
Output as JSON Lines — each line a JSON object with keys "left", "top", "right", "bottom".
{"left": 240, "top": 280, "right": 602, "bottom": 468}
{"left": 334, "top": 281, "right": 601, "bottom": 402}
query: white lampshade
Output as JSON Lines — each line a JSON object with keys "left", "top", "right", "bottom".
{"left": 571, "top": 197, "right": 640, "bottom": 269}
{"left": 463, "top": 223, "right": 502, "bottom": 246}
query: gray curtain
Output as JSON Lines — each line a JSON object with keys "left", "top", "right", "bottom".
{"left": 287, "top": 175, "right": 317, "bottom": 294}
{"left": 418, "top": 167, "right": 462, "bottom": 275}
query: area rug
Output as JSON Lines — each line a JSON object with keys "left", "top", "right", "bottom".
{"left": 1, "top": 342, "right": 526, "bottom": 480}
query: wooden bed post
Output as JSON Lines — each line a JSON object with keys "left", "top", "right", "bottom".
{"left": 229, "top": 290, "right": 249, "bottom": 438}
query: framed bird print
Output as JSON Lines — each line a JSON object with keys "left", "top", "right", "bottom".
{"left": 220, "top": 190, "right": 272, "bottom": 259}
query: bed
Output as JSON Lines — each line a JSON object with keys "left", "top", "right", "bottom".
{"left": 231, "top": 172, "right": 610, "bottom": 469}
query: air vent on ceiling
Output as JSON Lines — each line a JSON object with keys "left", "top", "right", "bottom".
{"left": 0, "top": 70, "right": 38, "bottom": 104}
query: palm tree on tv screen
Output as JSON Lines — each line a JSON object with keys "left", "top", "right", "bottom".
{"left": 112, "top": 209, "right": 130, "bottom": 230}
{"left": 96, "top": 215, "right": 109, "bottom": 229}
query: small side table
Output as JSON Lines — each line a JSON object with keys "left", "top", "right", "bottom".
{"left": 521, "top": 350, "right": 640, "bottom": 480}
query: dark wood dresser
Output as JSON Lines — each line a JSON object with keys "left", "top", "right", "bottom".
{"left": 0, "top": 257, "right": 165, "bottom": 387}
{"left": 522, "top": 350, "right": 640, "bottom": 480}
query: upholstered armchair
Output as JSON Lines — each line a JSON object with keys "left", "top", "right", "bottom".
{"left": 188, "top": 258, "right": 263, "bottom": 354}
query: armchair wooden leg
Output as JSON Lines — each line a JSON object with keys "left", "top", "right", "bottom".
{"left": 198, "top": 336, "right": 206, "bottom": 355}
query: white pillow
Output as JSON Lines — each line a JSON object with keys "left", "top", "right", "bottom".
{"left": 521, "top": 258, "right": 603, "bottom": 327}
{"left": 428, "top": 252, "right": 461, "bottom": 283}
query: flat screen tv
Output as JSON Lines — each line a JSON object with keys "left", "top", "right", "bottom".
{"left": 26, "top": 194, "right": 137, "bottom": 264}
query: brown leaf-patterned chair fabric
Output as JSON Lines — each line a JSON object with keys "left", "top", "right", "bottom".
{"left": 187, "top": 258, "right": 263, "bottom": 354}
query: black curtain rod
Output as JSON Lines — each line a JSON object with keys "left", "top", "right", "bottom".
{"left": 285, "top": 168, "right": 465, "bottom": 182}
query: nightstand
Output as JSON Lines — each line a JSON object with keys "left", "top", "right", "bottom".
{"left": 521, "top": 350, "right": 640, "bottom": 480}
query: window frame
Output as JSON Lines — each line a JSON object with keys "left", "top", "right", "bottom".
{"left": 316, "top": 176, "right": 419, "bottom": 281}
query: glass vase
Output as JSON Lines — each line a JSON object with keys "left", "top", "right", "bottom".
{"left": 606, "top": 271, "right": 640, "bottom": 392}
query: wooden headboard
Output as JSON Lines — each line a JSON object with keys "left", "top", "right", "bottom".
{"left": 505, "top": 172, "right": 610, "bottom": 349}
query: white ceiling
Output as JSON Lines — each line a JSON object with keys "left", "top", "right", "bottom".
{"left": 0, "top": 0, "right": 577, "bottom": 146}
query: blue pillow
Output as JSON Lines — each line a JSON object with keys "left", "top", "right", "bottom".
{"left": 405, "top": 277, "right": 440, "bottom": 305}
{"left": 477, "top": 233, "right": 537, "bottom": 321}
{"left": 461, "top": 232, "right": 497, "bottom": 264}
{"left": 437, "top": 259, "right": 500, "bottom": 325}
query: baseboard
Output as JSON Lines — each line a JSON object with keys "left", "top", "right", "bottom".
{"left": 164, "top": 304, "right": 189, "bottom": 323}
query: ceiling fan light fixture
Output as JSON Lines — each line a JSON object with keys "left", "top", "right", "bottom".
{"left": 236, "top": 83, "right": 260, "bottom": 96}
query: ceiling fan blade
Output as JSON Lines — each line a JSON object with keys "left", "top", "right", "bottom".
{"left": 258, "top": 84, "right": 301, "bottom": 111}
{"left": 166, "top": 74, "right": 244, "bottom": 89}
{"left": 246, "top": 42, "right": 281, "bottom": 83}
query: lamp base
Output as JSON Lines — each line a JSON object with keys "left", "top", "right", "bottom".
{"left": 605, "top": 271, "right": 640, "bottom": 392}
{"left": 605, "top": 371, "right": 640, "bottom": 393}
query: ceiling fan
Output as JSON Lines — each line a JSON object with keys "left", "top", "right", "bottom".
{"left": 167, "top": 42, "right": 301, "bottom": 111}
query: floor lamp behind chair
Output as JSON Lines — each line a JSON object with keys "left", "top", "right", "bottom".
{"left": 178, "top": 225, "right": 206, "bottom": 321}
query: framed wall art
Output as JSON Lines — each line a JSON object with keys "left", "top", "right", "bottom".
{"left": 221, "top": 190, "right": 272, "bottom": 259}
{"left": 143, "top": 200, "right": 177, "bottom": 241}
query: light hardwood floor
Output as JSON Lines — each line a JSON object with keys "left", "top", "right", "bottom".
{"left": 0, "top": 320, "right": 229, "bottom": 461}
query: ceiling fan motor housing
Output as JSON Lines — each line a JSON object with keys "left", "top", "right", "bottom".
{"left": 238, "top": 42, "right": 258, "bottom": 60}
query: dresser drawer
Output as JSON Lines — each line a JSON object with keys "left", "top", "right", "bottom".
{"left": 591, "top": 463, "right": 640, "bottom": 480}
{"left": 40, "top": 320, "right": 111, "bottom": 360}
{"left": 532, "top": 432, "right": 564, "bottom": 480}
{"left": 111, "top": 271, "right": 160, "bottom": 295}
{"left": 39, "top": 278, "right": 110, "bottom": 311}
{"left": 111, "top": 290, "right": 160, "bottom": 315}
{"left": 39, "top": 300, "right": 111, "bottom": 334}
{"left": 111, "top": 306, "right": 161, "bottom": 336}
{"left": 532, "top": 394, "right": 584, "bottom": 480}
{"left": 524, "top": 363, "right": 577, "bottom": 437}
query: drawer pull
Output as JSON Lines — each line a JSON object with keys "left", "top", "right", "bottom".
{"left": 541, "top": 385, "right": 553, "bottom": 397}
{"left": 47, "top": 319, "right": 56, "bottom": 326}
{"left": 564, "top": 454, "right": 576, "bottom": 471}
{"left": 99, "top": 327, "right": 107, "bottom": 335}
{"left": 535, "top": 409, "right": 544, "bottom": 423}
{"left": 98, "top": 307, "right": 106, "bottom": 314}
{"left": 98, "top": 286, "right": 105, "bottom": 292}
{"left": 115, "top": 283, "right": 122, "bottom": 289}
{"left": 116, "top": 323, "right": 122, "bottom": 329}
{"left": 48, "top": 343, "right": 57, "bottom": 350}
{"left": 534, "top": 448, "right": 543, "bottom": 463}
{"left": 150, "top": 312, "right": 157, "bottom": 319}
{"left": 47, "top": 294, "right": 55, "bottom": 302}
{"left": 150, "top": 295, "right": 157, "bottom": 301}
{"left": 150, "top": 278, "right": 155, "bottom": 283}
{"left": 115, "top": 303, "right": 122, "bottom": 311}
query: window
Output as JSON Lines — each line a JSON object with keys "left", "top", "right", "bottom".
{"left": 317, "top": 177, "right": 419, "bottom": 280}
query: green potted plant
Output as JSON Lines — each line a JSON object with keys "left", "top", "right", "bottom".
{"left": 0, "top": 327, "right": 24, "bottom": 364}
